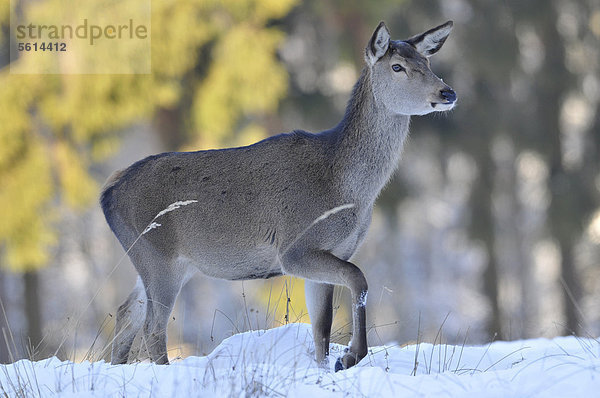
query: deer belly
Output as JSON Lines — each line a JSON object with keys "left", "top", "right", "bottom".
{"left": 190, "top": 244, "right": 283, "bottom": 281}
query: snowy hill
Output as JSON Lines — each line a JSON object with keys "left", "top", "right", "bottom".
{"left": 1, "top": 323, "right": 599, "bottom": 397}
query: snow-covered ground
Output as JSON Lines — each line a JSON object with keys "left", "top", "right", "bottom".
{"left": 1, "top": 323, "right": 599, "bottom": 397}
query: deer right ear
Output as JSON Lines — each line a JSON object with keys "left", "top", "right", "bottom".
{"left": 365, "top": 22, "right": 390, "bottom": 66}
{"left": 406, "top": 21, "right": 453, "bottom": 57}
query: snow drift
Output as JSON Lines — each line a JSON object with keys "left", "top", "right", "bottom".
{"left": 1, "top": 323, "right": 599, "bottom": 397}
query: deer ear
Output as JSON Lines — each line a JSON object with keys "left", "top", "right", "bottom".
{"left": 406, "top": 21, "right": 453, "bottom": 57}
{"left": 365, "top": 21, "right": 390, "bottom": 66}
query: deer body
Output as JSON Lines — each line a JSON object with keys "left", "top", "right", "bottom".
{"left": 102, "top": 21, "right": 456, "bottom": 370}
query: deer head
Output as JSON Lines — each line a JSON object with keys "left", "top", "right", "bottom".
{"left": 366, "top": 21, "right": 456, "bottom": 116}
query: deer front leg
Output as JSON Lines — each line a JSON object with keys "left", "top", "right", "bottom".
{"left": 337, "top": 290, "right": 367, "bottom": 371}
{"left": 282, "top": 249, "right": 368, "bottom": 370}
{"left": 305, "top": 281, "right": 334, "bottom": 366}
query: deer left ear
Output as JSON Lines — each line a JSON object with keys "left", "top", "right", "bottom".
{"left": 406, "top": 21, "right": 453, "bottom": 57}
{"left": 366, "top": 21, "right": 390, "bottom": 66}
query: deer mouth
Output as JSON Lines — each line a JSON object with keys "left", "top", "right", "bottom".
{"left": 431, "top": 88, "right": 457, "bottom": 109}
{"left": 430, "top": 101, "right": 455, "bottom": 109}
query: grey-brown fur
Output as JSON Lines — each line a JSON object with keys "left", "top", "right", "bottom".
{"left": 101, "top": 21, "right": 456, "bottom": 370}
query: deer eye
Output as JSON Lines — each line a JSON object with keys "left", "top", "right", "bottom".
{"left": 392, "top": 64, "right": 405, "bottom": 73}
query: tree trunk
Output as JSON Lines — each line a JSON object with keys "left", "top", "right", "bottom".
{"left": 536, "top": 8, "right": 583, "bottom": 336}
{"left": 470, "top": 151, "right": 502, "bottom": 339}
{"left": 24, "top": 270, "right": 43, "bottom": 359}
{"left": 558, "top": 239, "right": 582, "bottom": 333}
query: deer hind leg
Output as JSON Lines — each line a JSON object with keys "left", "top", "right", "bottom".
{"left": 282, "top": 249, "right": 368, "bottom": 371}
{"left": 305, "top": 281, "right": 334, "bottom": 366}
{"left": 140, "top": 258, "right": 193, "bottom": 365}
{"left": 111, "top": 276, "right": 147, "bottom": 365}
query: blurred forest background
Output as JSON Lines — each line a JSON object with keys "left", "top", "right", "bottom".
{"left": 1, "top": 0, "right": 599, "bottom": 363}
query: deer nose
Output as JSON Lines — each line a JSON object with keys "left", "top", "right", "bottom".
{"left": 440, "top": 88, "right": 457, "bottom": 103}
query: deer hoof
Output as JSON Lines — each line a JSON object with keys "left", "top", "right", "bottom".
{"left": 334, "top": 357, "right": 344, "bottom": 372}
{"left": 334, "top": 349, "right": 360, "bottom": 372}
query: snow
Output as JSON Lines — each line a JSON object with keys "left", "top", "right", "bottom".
{"left": 1, "top": 323, "right": 599, "bottom": 397}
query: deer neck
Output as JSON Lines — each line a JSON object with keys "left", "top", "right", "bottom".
{"left": 330, "top": 68, "right": 410, "bottom": 205}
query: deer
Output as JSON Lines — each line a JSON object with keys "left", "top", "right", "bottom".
{"left": 100, "top": 20, "right": 456, "bottom": 371}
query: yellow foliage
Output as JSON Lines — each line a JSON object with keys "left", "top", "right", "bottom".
{"left": 259, "top": 277, "right": 310, "bottom": 326}
{"left": 250, "top": 0, "right": 298, "bottom": 23}
{"left": 194, "top": 24, "right": 288, "bottom": 145}
{"left": 235, "top": 123, "right": 268, "bottom": 147}
{"left": 209, "top": 0, "right": 296, "bottom": 25}
{"left": 257, "top": 276, "right": 351, "bottom": 332}
{"left": 0, "top": 138, "right": 55, "bottom": 271}
{"left": 53, "top": 141, "right": 98, "bottom": 209}
{"left": 4, "top": 217, "right": 57, "bottom": 272}
{"left": 0, "top": 0, "right": 297, "bottom": 272}
{"left": 0, "top": 75, "right": 43, "bottom": 170}
{"left": 151, "top": 0, "right": 216, "bottom": 78}
{"left": 37, "top": 76, "right": 154, "bottom": 151}
{"left": 0, "top": 74, "right": 56, "bottom": 271}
